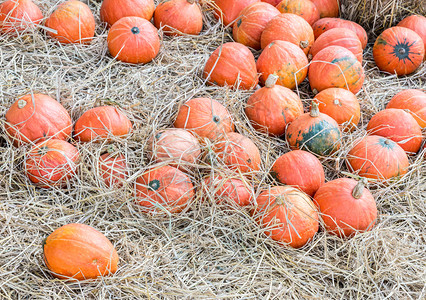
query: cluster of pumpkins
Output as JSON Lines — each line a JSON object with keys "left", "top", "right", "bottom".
{"left": 1, "top": 0, "right": 426, "bottom": 282}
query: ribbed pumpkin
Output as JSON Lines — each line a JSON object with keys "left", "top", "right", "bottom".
{"left": 213, "top": 0, "right": 260, "bottom": 26}
{"left": 313, "top": 88, "right": 361, "bottom": 132}
{"left": 386, "top": 89, "right": 426, "bottom": 128}
{"left": 107, "top": 16, "right": 160, "bottom": 64}
{"left": 25, "top": 139, "right": 79, "bottom": 188}
{"left": 271, "top": 150, "right": 325, "bottom": 196}
{"left": 135, "top": 165, "right": 195, "bottom": 214}
{"left": 45, "top": 0, "right": 95, "bottom": 44}
{"left": 310, "top": 0, "right": 339, "bottom": 18}
{"left": 5, "top": 94, "right": 72, "bottom": 147}
{"left": 232, "top": 2, "right": 280, "bottom": 50}
{"left": 312, "top": 18, "right": 368, "bottom": 49}
{"left": 0, "top": 0, "right": 43, "bottom": 34}
{"left": 313, "top": 178, "right": 377, "bottom": 238}
{"left": 367, "top": 109, "right": 422, "bottom": 155}
{"left": 309, "top": 28, "right": 363, "bottom": 62}
{"left": 276, "top": 0, "right": 320, "bottom": 25}
{"left": 253, "top": 185, "right": 319, "bottom": 248}
{"left": 245, "top": 74, "right": 304, "bottom": 136}
{"left": 346, "top": 135, "right": 409, "bottom": 181}
{"left": 397, "top": 15, "right": 426, "bottom": 60}
{"left": 100, "top": 0, "right": 155, "bottom": 27}
{"left": 260, "top": 13, "right": 314, "bottom": 55}
{"left": 286, "top": 101, "right": 341, "bottom": 156}
{"left": 257, "top": 40, "right": 308, "bottom": 89}
{"left": 154, "top": 0, "right": 203, "bottom": 36}
{"left": 99, "top": 146, "right": 129, "bottom": 188}
{"left": 174, "top": 97, "right": 235, "bottom": 141}
{"left": 203, "top": 42, "right": 258, "bottom": 90}
{"left": 43, "top": 223, "right": 118, "bottom": 280}
{"left": 309, "top": 46, "right": 365, "bottom": 94}
{"left": 74, "top": 106, "right": 132, "bottom": 142}
{"left": 373, "top": 26, "right": 424, "bottom": 76}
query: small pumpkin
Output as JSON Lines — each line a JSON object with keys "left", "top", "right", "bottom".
{"left": 174, "top": 97, "right": 235, "bottom": 141}
{"left": 43, "top": 223, "right": 118, "bottom": 280}
{"left": 74, "top": 106, "right": 132, "bottom": 143}
{"left": 213, "top": 0, "right": 260, "bottom": 26}
{"left": 99, "top": 146, "right": 129, "bottom": 188}
{"left": 286, "top": 101, "right": 341, "bottom": 156}
{"left": 100, "top": 0, "right": 155, "bottom": 27}
{"left": 346, "top": 135, "right": 409, "bottom": 181}
{"left": 257, "top": 40, "right": 308, "bottom": 89}
{"left": 232, "top": 2, "right": 280, "bottom": 50}
{"left": 5, "top": 94, "right": 72, "bottom": 147}
{"left": 397, "top": 15, "right": 426, "bottom": 60}
{"left": 253, "top": 185, "right": 319, "bottom": 248}
{"left": 107, "top": 16, "right": 160, "bottom": 64}
{"left": 310, "top": 0, "right": 339, "bottom": 18}
{"left": 245, "top": 74, "right": 304, "bottom": 136}
{"left": 276, "top": 0, "right": 320, "bottom": 26}
{"left": 45, "top": 0, "right": 95, "bottom": 44}
{"left": 0, "top": 0, "right": 43, "bottom": 34}
{"left": 203, "top": 42, "right": 258, "bottom": 90}
{"left": 386, "top": 89, "right": 426, "bottom": 128}
{"left": 373, "top": 26, "right": 424, "bottom": 76}
{"left": 313, "top": 178, "right": 377, "bottom": 237}
{"left": 25, "top": 139, "right": 79, "bottom": 188}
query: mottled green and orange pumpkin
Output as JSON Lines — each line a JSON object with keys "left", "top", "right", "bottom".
{"left": 213, "top": 0, "right": 260, "bottom": 26}
{"left": 100, "top": 0, "right": 155, "bottom": 27}
{"left": 0, "top": 0, "right": 43, "bottom": 34}
{"left": 386, "top": 89, "right": 426, "bottom": 128}
{"left": 276, "top": 0, "right": 320, "bottom": 26}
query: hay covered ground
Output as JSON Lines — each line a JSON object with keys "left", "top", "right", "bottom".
{"left": 0, "top": 0, "right": 425, "bottom": 299}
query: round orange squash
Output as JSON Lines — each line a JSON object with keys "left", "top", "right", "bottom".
{"left": 100, "top": 0, "right": 155, "bottom": 27}
{"left": 276, "top": 0, "right": 320, "bottom": 26}
{"left": 99, "top": 147, "right": 129, "bottom": 188}
{"left": 0, "top": 0, "right": 43, "bottom": 34}
{"left": 45, "top": 0, "right": 95, "bottom": 44}
{"left": 213, "top": 0, "right": 260, "bottom": 26}
{"left": 203, "top": 42, "right": 258, "bottom": 90}
{"left": 43, "top": 223, "right": 118, "bottom": 280}
{"left": 386, "top": 89, "right": 426, "bottom": 128}
{"left": 397, "top": 15, "right": 426, "bottom": 60}
{"left": 310, "top": 0, "right": 339, "bottom": 18}
{"left": 107, "top": 16, "right": 160, "bottom": 64}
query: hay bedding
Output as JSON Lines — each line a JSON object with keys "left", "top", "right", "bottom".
{"left": 0, "top": 0, "right": 425, "bottom": 299}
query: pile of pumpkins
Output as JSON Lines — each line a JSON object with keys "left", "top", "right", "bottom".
{"left": 1, "top": 0, "right": 425, "bottom": 281}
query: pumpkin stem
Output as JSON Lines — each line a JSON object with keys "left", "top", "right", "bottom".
{"left": 352, "top": 178, "right": 367, "bottom": 199}
{"left": 307, "top": 53, "right": 313, "bottom": 60}
{"left": 106, "top": 144, "right": 117, "bottom": 154}
{"left": 312, "top": 88, "right": 318, "bottom": 95}
{"left": 300, "top": 40, "right": 309, "bottom": 49}
{"left": 131, "top": 27, "right": 140, "bottom": 34}
{"left": 398, "top": 48, "right": 406, "bottom": 55}
{"left": 18, "top": 99, "right": 27, "bottom": 109}
{"left": 310, "top": 101, "right": 320, "bottom": 117}
{"left": 333, "top": 99, "right": 341, "bottom": 106}
{"left": 265, "top": 74, "right": 279, "bottom": 88}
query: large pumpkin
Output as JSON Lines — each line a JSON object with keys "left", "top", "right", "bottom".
{"left": 0, "top": 0, "right": 43, "bottom": 34}
{"left": 74, "top": 106, "right": 132, "bottom": 142}
{"left": 245, "top": 74, "right": 304, "bottom": 136}
{"left": 286, "top": 101, "right": 341, "bottom": 156}
{"left": 253, "top": 185, "right": 319, "bottom": 248}
{"left": 309, "top": 45, "right": 365, "bottom": 94}
{"left": 373, "top": 27, "right": 424, "bottom": 76}
{"left": 386, "top": 89, "right": 426, "bottom": 128}
{"left": 397, "top": 15, "right": 426, "bottom": 60}
{"left": 257, "top": 40, "right": 308, "bottom": 89}
{"left": 25, "top": 139, "right": 79, "bottom": 188}
{"left": 271, "top": 150, "right": 325, "bottom": 197}
{"left": 174, "top": 97, "right": 234, "bottom": 141}
{"left": 313, "top": 178, "right": 377, "bottom": 238}
{"left": 366, "top": 109, "right": 422, "bottom": 155}
{"left": 232, "top": 2, "right": 280, "bottom": 50}
{"left": 135, "top": 165, "right": 195, "bottom": 214}
{"left": 276, "top": 0, "right": 320, "bottom": 26}
{"left": 99, "top": 146, "right": 129, "bottom": 188}
{"left": 213, "top": 0, "right": 260, "bottom": 26}
{"left": 346, "top": 135, "right": 409, "bottom": 181}
{"left": 100, "top": 0, "right": 155, "bottom": 27}
{"left": 43, "top": 223, "right": 118, "bottom": 280}
{"left": 310, "top": 0, "right": 339, "bottom": 18}
{"left": 5, "top": 94, "right": 72, "bottom": 147}
{"left": 107, "top": 16, "right": 160, "bottom": 64}
{"left": 203, "top": 42, "right": 258, "bottom": 90}
{"left": 45, "top": 0, "right": 95, "bottom": 44}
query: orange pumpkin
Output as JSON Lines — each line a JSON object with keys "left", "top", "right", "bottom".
{"left": 154, "top": 0, "right": 203, "bottom": 36}
{"left": 386, "top": 89, "right": 426, "bottom": 128}
{"left": 5, "top": 94, "right": 72, "bottom": 147}
{"left": 313, "top": 178, "right": 377, "bottom": 237}
{"left": 107, "top": 16, "right": 160, "bottom": 64}
{"left": 309, "top": 45, "right": 365, "bottom": 94}
{"left": 25, "top": 139, "right": 79, "bottom": 188}
{"left": 260, "top": 0, "right": 281, "bottom": 5}
{"left": 367, "top": 109, "right": 422, "bottom": 155}
{"left": 174, "top": 97, "right": 235, "bottom": 141}
{"left": 0, "top": 0, "right": 43, "bottom": 34}
{"left": 313, "top": 88, "right": 361, "bottom": 132}
{"left": 310, "top": 0, "right": 339, "bottom": 18}
{"left": 346, "top": 135, "right": 409, "bottom": 181}
{"left": 245, "top": 74, "right": 304, "bottom": 136}
{"left": 253, "top": 185, "right": 319, "bottom": 248}
{"left": 373, "top": 26, "right": 424, "bottom": 76}
{"left": 100, "top": 0, "right": 155, "bottom": 27}
{"left": 276, "top": 0, "right": 320, "bottom": 25}
{"left": 232, "top": 2, "right": 280, "bottom": 50}
{"left": 213, "top": 0, "right": 260, "bottom": 26}
{"left": 74, "top": 106, "right": 132, "bottom": 143}
{"left": 43, "top": 223, "right": 118, "bottom": 280}
{"left": 135, "top": 165, "right": 195, "bottom": 214}
{"left": 45, "top": 0, "right": 95, "bottom": 44}
{"left": 203, "top": 42, "right": 258, "bottom": 90}
{"left": 397, "top": 15, "right": 426, "bottom": 60}
{"left": 271, "top": 150, "right": 325, "bottom": 197}
{"left": 257, "top": 40, "right": 308, "bottom": 89}
{"left": 99, "top": 147, "right": 129, "bottom": 188}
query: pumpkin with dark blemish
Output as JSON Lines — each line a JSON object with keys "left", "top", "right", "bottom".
{"left": 397, "top": 15, "right": 426, "bottom": 60}
{"left": 212, "top": 0, "right": 260, "bottom": 26}
{"left": 310, "top": 0, "right": 339, "bottom": 18}
{"left": 100, "top": 0, "right": 155, "bottom": 27}
{"left": 276, "top": 0, "right": 320, "bottom": 26}
{"left": 386, "top": 89, "right": 426, "bottom": 128}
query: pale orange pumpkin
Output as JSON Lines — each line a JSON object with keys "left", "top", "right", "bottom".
{"left": 0, "top": 0, "right": 43, "bottom": 34}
